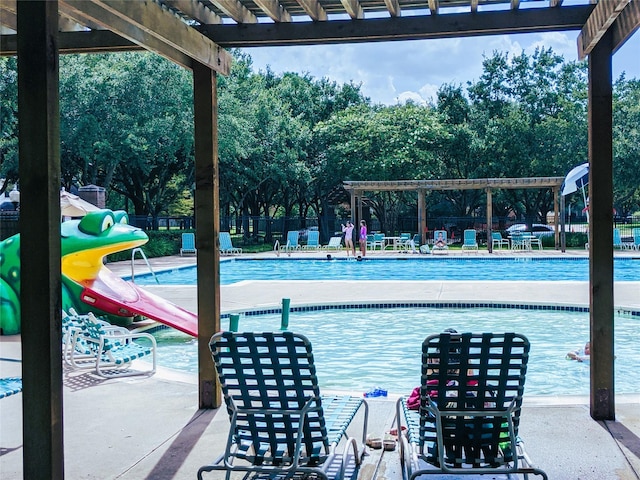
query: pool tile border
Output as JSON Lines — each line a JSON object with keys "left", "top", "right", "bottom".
{"left": 222, "top": 302, "right": 640, "bottom": 319}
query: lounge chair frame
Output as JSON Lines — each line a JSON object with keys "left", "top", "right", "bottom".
{"left": 0, "top": 377, "right": 22, "bottom": 399}
{"left": 432, "top": 230, "right": 449, "bottom": 254}
{"left": 303, "top": 230, "right": 320, "bottom": 250}
{"left": 68, "top": 313, "right": 156, "bottom": 378}
{"left": 396, "top": 332, "right": 547, "bottom": 480}
{"left": 219, "top": 232, "right": 242, "bottom": 255}
{"left": 180, "top": 232, "right": 197, "bottom": 256}
{"left": 324, "top": 236, "right": 343, "bottom": 250}
{"left": 281, "top": 231, "right": 302, "bottom": 255}
{"left": 491, "top": 232, "right": 510, "bottom": 250}
{"left": 198, "top": 331, "right": 369, "bottom": 480}
{"left": 461, "top": 229, "right": 478, "bottom": 252}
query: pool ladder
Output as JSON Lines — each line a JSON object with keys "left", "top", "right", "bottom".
{"left": 130, "top": 247, "right": 159, "bottom": 284}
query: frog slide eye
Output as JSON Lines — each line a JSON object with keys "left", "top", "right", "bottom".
{"left": 78, "top": 210, "right": 117, "bottom": 235}
{"left": 113, "top": 211, "right": 129, "bottom": 225}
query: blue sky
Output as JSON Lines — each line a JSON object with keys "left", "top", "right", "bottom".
{"left": 243, "top": 30, "right": 639, "bottom": 105}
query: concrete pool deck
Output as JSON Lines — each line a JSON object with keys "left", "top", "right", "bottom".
{"left": 1, "top": 248, "right": 640, "bottom": 479}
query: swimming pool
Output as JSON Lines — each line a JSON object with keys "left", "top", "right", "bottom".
{"left": 132, "top": 257, "right": 640, "bottom": 285}
{"left": 151, "top": 306, "right": 640, "bottom": 396}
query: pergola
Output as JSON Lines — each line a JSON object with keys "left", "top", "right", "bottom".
{"left": 343, "top": 177, "right": 566, "bottom": 251}
{"left": 1, "top": 1, "right": 638, "bottom": 477}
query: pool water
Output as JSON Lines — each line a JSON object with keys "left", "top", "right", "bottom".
{"left": 151, "top": 307, "right": 640, "bottom": 396}
{"left": 132, "top": 258, "right": 640, "bottom": 285}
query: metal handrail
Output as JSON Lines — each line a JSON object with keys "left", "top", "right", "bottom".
{"left": 130, "top": 247, "right": 159, "bottom": 284}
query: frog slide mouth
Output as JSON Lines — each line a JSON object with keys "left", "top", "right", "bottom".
{"left": 79, "top": 268, "right": 198, "bottom": 336}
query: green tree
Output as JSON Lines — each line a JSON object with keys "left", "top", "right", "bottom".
{"left": 59, "top": 52, "right": 194, "bottom": 221}
{"left": 0, "top": 57, "right": 18, "bottom": 196}
{"left": 613, "top": 77, "right": 640, "bottom": 216}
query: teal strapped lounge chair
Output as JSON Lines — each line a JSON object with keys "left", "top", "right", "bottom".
{"left": 62, "top": 309, "right": 129, "bottom": 368}
{"left": 219, "top": 232, "right": 242, "bottom": 255}
{"left": 304, "top": 230, "right": 320, "bottom": 250}
{"left": 632, "top": 228, "right": 640, "bottom": 250}
{"left": 324, "top": 236, "right": 343, "bottom": 250}
{"left": 461, "top": 229, "right": 478, "bottom": 252}
{"left": 396, "top": 332, "right": 547, "bottom": 479}
{"left": 432, "top": 230, "right": 449, "bottom": 254}
{"left": 198, "top": 331, "right": 369, "bottom": 480}
{"left": 0, "top": 377, "right": 22, "bottom": 399}
{"left": 69, "top": 312, "right": 156, "bottom": 378}
{"left": 613, "top": 228, "right": 625, "bottom": 249}
{"left": 180, "top": 232, "right": 197, "bottom": 256}
{"left": 282, "top": 230, "right": 301, "bottom": 254}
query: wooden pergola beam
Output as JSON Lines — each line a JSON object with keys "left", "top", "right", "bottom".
{"left": 2, "top": 30, "right": 142, "bottom": 55}
{"left": 341, "top": 0, "right": 364, "bottom": 20}
{"left": 164, "top": 0, "right": 222, "bottom": 25}
{"left": 58, "top": 0, "right": 231, "bottom": 74}
{"left": 577, "top": 0, "right": 631, "bottom": 60}
{"left": 384, "top": 0, "right": 400, "bottom": 18}
{"left": 202, "top": 5, "right": 594, "bottom": 47}
{"left": 611, "top": 0, "right": 640, "bottom": 55}
{"left": 210, "top": 0, "right": 257, "bottom": 23}
{"left": 253, "top": 0, "right": 291, "bottom": 23}
{"left": 293, "top": 0, "right": 327, "bottom": 22}
{"left": 343, "top": 177, "right": 565, "bottom": 192}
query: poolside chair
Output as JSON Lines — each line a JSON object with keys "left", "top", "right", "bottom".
{"left": 219, "top": 232, "right": 242, "bottom": 255}
{"left": 0, "top": 377, "right": 22, "bottom": 399}
{"left": 432, "top": 230, "right": 449, "bottom": 254}
{"left": 461, "top": 229, "right": 478, "bottom": 252}
{"left": 62, "top": 309, "right": 129, "bottom": 368}
{"left": 198, "top": 331, "right": 369, "bottom": 480}
{"left": 368, "top": 233, "right": 385, "bottom": 251}
{"left": 68, "top": 312, "right": 156, "bottom": 378}
{"left": 303, "top": 230, "right": 320, "bottom": 250}
{"left": 282, "top": 230, "right": 302, "bottom": 254}
{"left": 529, "top": 235, "right": 543, "bottom": 251}
{"left": 491, "top": 232, "right": 510, "bottom": 251}
{"left": 180, "top": 232, "right": 197, "bottom": 256}
{"left": 324, "top": 236, "right": 343, "bottom": 250}
{"left": 632, "top": 228, "right": 640, "bottom": 250}
{"left": 398, "top": 233, "right": 413, "bottom": 252}
{"left": 396, "top": 332, "right": 547, "bottom": 479}
{"left": 613, "top": 228, "right": 624, "bottom": 250}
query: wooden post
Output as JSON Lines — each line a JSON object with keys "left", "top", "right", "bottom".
{"left": 588, "top": 29, "right": 615, "bottom": 421}
{"left": 418, "top": 188, "right": 426, "bottom": 246}
{"left": 553, "top": 187, "right": 560, "bottom": 250}
{"left": 17, "top": 1, "right": 64, "bottom": 478}
{"left": 193, "top": 62, "right": 221, "bottom": 408}
{"left": 560, "top": 192, "right": 566, "bottom": 253}
{"left": 350, "top": 189, "right": 356, "bottom": 224}
{"left": 486, "top": 188, "right": 493, "bottom": 253}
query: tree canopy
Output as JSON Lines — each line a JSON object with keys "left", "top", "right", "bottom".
{"left": 0, "top": 47, "right": 638, "bottom": 234}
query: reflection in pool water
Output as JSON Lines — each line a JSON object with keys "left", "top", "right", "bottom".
{"left": 152, "top": 306, "right": 639, "bottom": 396}
{"left": 132, "top": 258, "right": 640, "bottom": 285}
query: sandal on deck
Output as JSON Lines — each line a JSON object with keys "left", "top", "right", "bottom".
{"left": 383, "top": 433, "right": 396, "bottom": 451}
{"left": 366, "top": 434, "right": 382, "bottom": 449}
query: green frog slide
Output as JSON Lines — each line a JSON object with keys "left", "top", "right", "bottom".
{"left": 0, "top": 209, "right": 197, "bottom": 336}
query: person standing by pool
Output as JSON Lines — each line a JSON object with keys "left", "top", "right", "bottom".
{"left": 359, "top": 220, "right": 367, "bottom": 257}
{"left": 342, "top": 221, "right": 356, "bottom": 256}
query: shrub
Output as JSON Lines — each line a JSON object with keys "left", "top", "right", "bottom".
{"left": 106, "top": 230, "right": 188, "bottom": 262}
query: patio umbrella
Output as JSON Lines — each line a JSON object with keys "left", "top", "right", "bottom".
{"left": 60, "top": 189, "right": 100, "bottom": 217}
{"left": 561, "top": 162, "right": 589, "bottom": 222}
{"left": 561, "top": 163, "right": 589, "bottom": 196}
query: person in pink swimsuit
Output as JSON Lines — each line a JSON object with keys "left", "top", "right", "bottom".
{"left": 359, "top": 220, "right": 367, "bottom": 257}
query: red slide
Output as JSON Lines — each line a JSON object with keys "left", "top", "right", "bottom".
{"left": 79, "top": 269, "right": 198, "bottom": 337}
